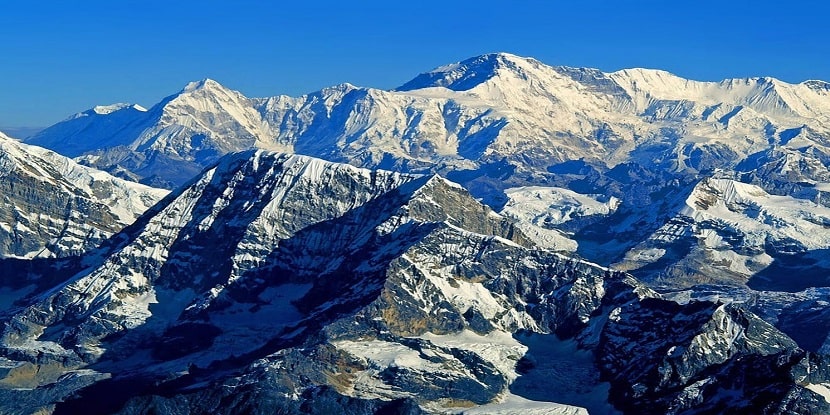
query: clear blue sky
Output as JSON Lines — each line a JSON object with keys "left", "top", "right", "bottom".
{"left": 1, "top": 0, "right": 828, "bottom": 127}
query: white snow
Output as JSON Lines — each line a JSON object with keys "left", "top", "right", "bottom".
{"left": 806, "top": 383, "right": 830, "bottom": 403}
{"left": 398, "top": 251, "right": 538, "bottom": 331}
{"left": 0, "top": 132, "right": 168, "bottom": 258}
{"left": 500, "top": 186, "right": 619, "bottom": 251}
{"left": 682, "top": 178, "right": 830, "bottom": 250}
{"left": 458, "top": 395, "right": 587, "bottom": 415}
{"left": 420, "top": 330, "right": 527, "bottom": 380}
{"left": 91, "top": 103, "right": 146, "bottom": 115}
{"left": 616, "top": 177, "right": 830, "bottom": 279}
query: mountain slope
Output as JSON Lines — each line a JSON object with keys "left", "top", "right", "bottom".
{"left": 26, "top": 104, "right": 149, "bottom": 157}
{"left": 613, "top": 177, "right": 830, "bottom": 290}
{"left": 1, "top": 151, "right": 827, "bottom": 415}
{"left": 22, "top": 52, "right": 830, "bottom": 294}
{"left": 0, "top": 132, "right": 168, "bottom": 259}
{"left": 28, "top": 80, "right": 282, "bottom": 188}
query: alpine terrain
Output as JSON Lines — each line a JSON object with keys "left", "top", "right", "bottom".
{"left": 0, "top": 132, "right": 168, "bottom": 259}
{"left": 26, "top": 53, "right": 830, "bottom": 287}
{"left": 1, "top": 151, "right": 828, "bottom": 415}
{"left": 1, "top": 52, "right": 829, "bottom": 414}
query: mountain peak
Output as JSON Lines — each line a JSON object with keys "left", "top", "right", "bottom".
{"left": 468, "top": 51, "right": 536, "bottom": 66}
{"left": 91, "top": 103, "right": 146, "bottom": 115}
{"left": 803, "top": 79, "right": 830, "bottom": 93}
{"left": 181, "top": 78, "right": 226, "bottom": 93}
{"left": 319, "top": 82, "right": 361, "bottom": 95}
{"left": 396, "top": 52, "right": 540, "bottom": 92}
{"left": 67, "top": 103, "right": 147, "bottom": 120}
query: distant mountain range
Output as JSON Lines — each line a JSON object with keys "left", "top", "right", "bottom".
{"left": 23, "top": 52, "right": 830, "bottom": 289}
{"left": 2, "top": 53, "right": 830, "bottom": 414}
{"left": 28, "top": 53, "right": 830, "bottom": 192}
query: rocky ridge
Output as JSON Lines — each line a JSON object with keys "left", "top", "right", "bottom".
{"left": 0, "top": 132, "right": 168, "bottom": 259}
{"left": 0, "top": 151, "right": 827, "bottom": 414}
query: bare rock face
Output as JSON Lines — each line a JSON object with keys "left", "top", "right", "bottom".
{"left": 0, "top": 151, "right": 827, "bottom": 415}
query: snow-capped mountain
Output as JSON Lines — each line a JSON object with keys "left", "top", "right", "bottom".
{"left": 10, "top": 54, "right": 830, "bottom": 414}
{"left": 21, "top": 53, "right": 829, "bottom": 279}
{"left": 17, "top": 53, "right": 830, "bottom": 308}
{"left": 25, "top": 103, "right": 149, "bottom": 158}
{"left": 1, "top": 151, "right": 827, "bottom": 415}
{"left": 29, "top": 53, "right": 830, "bottom": 195}
{"left": 0, "top": 132, "right": 168, "bottom": 259}
{"left": 614, "top": 177, "right": 830, "bottom": 290}
{"left": 28, "top": 80, "right": 283, "bottom": 188}
{"left": 399, "top": 53, "right": 830, "bottom": 181}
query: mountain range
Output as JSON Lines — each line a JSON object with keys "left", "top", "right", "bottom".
{"left": 21, "top": 52, "right": 830, "bottom": 290}
{"left": 1, "top": 150, "right": 827, "bottom": 414}
{"left": 1, "top": 52, "right": 830, "bottom": 414}
{"left": 28, "top": 53, "right": 830, "bottom": 193}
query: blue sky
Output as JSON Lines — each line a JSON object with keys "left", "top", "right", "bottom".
{"left": 1, "top": 0, "right": 828, "bottom": 127}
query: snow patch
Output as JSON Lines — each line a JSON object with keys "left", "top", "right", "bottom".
{"left": 806, "top": 383, "right": 830, "bottom": 404}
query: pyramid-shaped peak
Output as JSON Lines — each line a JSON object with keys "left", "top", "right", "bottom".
{"left": 181, "top": 78, "right": 228, "bottom": 93}
{"left": 459, "top": 52, "right": 540, "bottom": 66}
{"left": 319, "top": 82, "right": 363, "bottom": 95}
{"left": 466, "top": 52, "right": 537, "bottom": 65}
{"left": 396, "top": 52, "right": 544, "bottom": 92}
